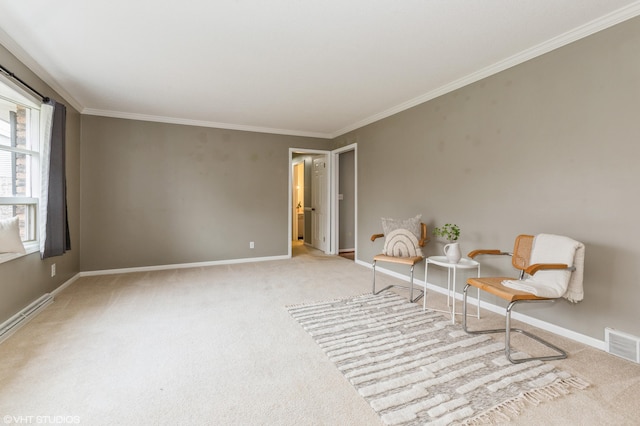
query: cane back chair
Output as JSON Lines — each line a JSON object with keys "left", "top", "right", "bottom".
{"left": 463, "top": 234, "right": 577, "bottom": 364}
{"left": 371, "top": 222, "right": 429, "bottom": 303}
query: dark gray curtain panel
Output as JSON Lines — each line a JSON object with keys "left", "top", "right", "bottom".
{"left": 42, "top": 99, "right": 70, "bottom": 259}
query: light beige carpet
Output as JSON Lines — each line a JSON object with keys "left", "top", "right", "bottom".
{"left": 0, "top": 242, "right": 639, "bottom": 425}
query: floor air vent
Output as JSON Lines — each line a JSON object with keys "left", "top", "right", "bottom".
{"left": 605, "top": 327, "right": 640, "bottom": 364}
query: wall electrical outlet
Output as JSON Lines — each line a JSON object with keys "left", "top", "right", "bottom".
{"left": 249, "top": 241, "right": 255, "bottom": 249}
{"left": 51, "top": 263, "right": 56, "bottom": 277}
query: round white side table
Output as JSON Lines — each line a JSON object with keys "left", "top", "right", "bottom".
{"left": 423, "top": 255, "right": 481, "bottom": 324}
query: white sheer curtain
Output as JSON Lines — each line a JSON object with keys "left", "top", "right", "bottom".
{"left": 38, "top": 102, "right": 54, "bottom": 258}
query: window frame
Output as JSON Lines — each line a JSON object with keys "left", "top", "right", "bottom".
{"left": 0, "top": 75, "right": 42, "bottom": 263}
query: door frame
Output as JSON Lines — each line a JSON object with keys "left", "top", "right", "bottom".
{"left": 288, "top": 143, "right": 357, "bottom": 258}
{"left": 331, "top": 143, "right": 357, "bottom": 258}
{"left": 288, "top": 148, "right": 331, "bottom": 257}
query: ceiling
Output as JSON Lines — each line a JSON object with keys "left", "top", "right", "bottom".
{"left": 1, "top": 1, "right": 640, "bottom": 139}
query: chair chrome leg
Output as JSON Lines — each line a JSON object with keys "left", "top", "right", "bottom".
{"left": 504, "top": 301, "right": 567, "bottom": 363}
{"left": 409, "top": 264, "right": 414, "bottom": 301}
{"left": 463, "top": 284, "right": 567, "bottom": 364}
{"left": 372, "top": 260, "right": 393, "bottom": 295}
{"left": 372, "top": 260, "right": 424, "bottom": 302}
{"left": 372, "top": 260, "right": 376, "bottom": 293}
{"left": 408, "top": 264, "right": 424, "bottom": 303}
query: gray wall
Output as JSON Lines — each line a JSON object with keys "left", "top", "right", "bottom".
{"left": 80, "top": 116, "right": 328, "bottom": 271}
{"left": 4, "top": 14, "right": 640, "bottom": 343}
{"left": 335, "top": 16, "right": 640, "bottom": 341}
{"left": 0, "top": 44, "right": 81, "bottom": 324}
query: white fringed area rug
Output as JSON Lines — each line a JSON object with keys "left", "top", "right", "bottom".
{"left": 287, "top": 291, "right": 589, "bottom": 425}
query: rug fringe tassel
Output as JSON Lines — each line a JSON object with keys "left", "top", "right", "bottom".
{"left": 460, "top": 377, "right": 590, "bottom": 425}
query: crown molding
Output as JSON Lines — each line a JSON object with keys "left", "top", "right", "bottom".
{"left": 81, "top": 108, "right": 332, "bottom": 139}
{"left": 3, "top": 1, "right": 640, "bottom": 140}
{"left": 0, "top": 28, "right": 84, "bottom": 112}
{"left": 330, "top": 1, "right": 640, "bottom": 138}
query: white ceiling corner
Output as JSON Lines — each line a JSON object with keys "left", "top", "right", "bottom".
{"left": 1, "top": 1, "right": 640, "bottom": 139}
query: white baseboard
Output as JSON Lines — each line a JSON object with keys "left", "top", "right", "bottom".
{"left": 51, "top": 273, "right": 82, "bottom": 297}
{"left": 359, "top": 260, "right": 606, "bottom": 351}
{"left": 355, "top": 259, "right": 370, "bottom": 268}
{"left": 79, "top": 254, "right": 289, "bottom": 277}
{"left": 443, "top": 287, "right": 606, "bottom": 350}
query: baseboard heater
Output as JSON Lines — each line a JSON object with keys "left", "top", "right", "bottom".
{"left": 0, "top": 293, "right": 54, "bottom": 344}
{"left": 605, "top": 327, "right": 640, "bottom": 364}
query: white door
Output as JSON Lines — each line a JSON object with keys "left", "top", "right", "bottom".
{"left": 311, "top": 156, "right": 327, "bottom": 251}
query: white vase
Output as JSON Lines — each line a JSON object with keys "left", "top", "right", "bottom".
{"left": 443, "top": 242, "right": 461, "bottom": 263}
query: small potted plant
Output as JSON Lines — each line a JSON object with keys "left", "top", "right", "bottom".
{"left": 434, "top": 224, "right": 461, "bottom": 263}
{"left": 433, "top": 223, "right": 460, "bottom": 242}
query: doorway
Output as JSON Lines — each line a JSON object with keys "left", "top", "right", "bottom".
{"left": 333, "top": 144, "right": 357, "bottom": 260}
{"left": 288, "top": 144, "right": 357, "bottom": 258}
{"left": 292, "top": 161, "right": 304, "bottom": 242}
{"left": 289, "top": 149, "right": 330, "bottom": 256}
{"left": 337, "top": 149, "right": 356, "bottom": 260}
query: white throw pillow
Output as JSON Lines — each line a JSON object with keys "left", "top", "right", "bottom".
{"left": 382, "top": 228, "right": 423, "bottom": 258}
{"left": 381, "top": 214, "right": 422, "bottom": 240}
{"left": 0, "top": 216, "right": 27, "bottom": 254}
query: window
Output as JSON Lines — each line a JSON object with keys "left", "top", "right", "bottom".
{"left": 0, "top": 79, "right": 41, "bottom": 255}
